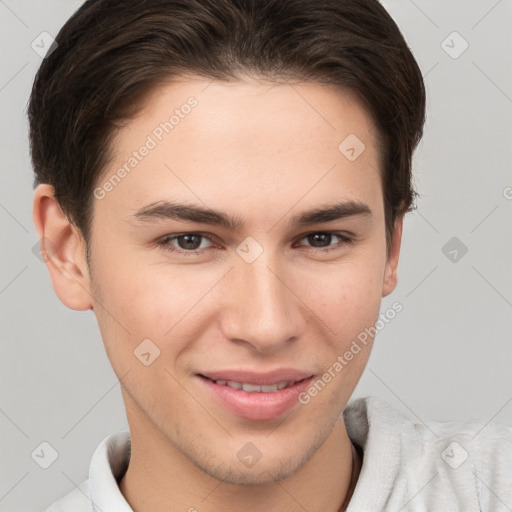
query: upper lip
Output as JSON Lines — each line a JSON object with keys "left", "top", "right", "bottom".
{"left": 198, "top": 369, "right": 314, "bottom": 385}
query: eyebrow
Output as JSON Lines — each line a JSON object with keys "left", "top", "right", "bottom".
{"left": 131, "top": 200, "right": 372, "bottom": 230}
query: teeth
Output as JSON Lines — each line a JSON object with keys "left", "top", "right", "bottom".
{"left": 242, "top": 383, "right": 262, "bottom": 392}
{"left": 213, "top": 379, "right": 293, "bottom": 392}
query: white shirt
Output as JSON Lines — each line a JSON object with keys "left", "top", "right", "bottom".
{"left": 43, "top": 396, "right": 512, "bottom": 511}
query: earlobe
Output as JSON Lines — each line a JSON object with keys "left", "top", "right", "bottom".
{"left": 382, "top": 215, "right": 404, "bottom": 298}
{"left": 33, "top": 184, "right": 93, "bottom": 311}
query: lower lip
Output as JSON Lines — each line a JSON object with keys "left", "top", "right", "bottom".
{"left": 197, "top": 375, "right": 315, "bottom": 421}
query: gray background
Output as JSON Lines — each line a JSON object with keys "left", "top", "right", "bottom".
{"left": 1, "top": 1, "right": 511, "bottom": 510}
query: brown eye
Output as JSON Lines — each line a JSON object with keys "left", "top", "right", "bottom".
{"left": 157, "top": 233, "right": 214, "bottom": 254}
{"left": 298, "top": 232, "right": 352, "bottom": 250}
{"left": 306, "top": 233, "right": 334, "bottom": 247}
{"left": 174, "top": 234, "right": 204, "bottom": 250}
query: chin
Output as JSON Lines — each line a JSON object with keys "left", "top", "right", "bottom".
{"left": 204, "top": 460, "right": 299, "bottom": 486}
{"left": 192, "top": 442, "right": 315, "bottom": 487}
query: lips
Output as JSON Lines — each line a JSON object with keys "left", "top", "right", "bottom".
{"left": 198, "top": 368, "right": 314, "bottom": 386}
{"left": 196, "top": 368, "right": 315, "bottom": 421}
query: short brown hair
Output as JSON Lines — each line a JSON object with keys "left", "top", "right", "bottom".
{"left": 28, "top": 0, "right": 426, "bottom": 254}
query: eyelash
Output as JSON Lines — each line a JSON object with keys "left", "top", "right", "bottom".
{"left": 155, "top": 231, "right": 353, "bottom": 257}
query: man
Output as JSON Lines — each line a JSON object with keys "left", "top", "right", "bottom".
{"left": 29, "top": 0, "right": 511, "bottom": 510}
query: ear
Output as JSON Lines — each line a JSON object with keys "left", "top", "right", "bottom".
{"left": 32, "top": 184, "right": 93, "bottom": 310}
{"left": 382, "top": 215, "right": 404, "bottom": 298}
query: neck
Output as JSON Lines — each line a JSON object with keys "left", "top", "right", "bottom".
{"left": 119, "top": 416, "right": 359, "bottom": 512}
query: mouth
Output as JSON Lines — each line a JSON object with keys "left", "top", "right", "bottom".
{"left": 200, "top": 375, "right": 306, "bottom": 392}
{"left": 196, "top": 371, "right": 315, "bottom": 421}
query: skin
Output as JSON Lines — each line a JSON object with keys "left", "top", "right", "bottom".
{"left": 33, "top": 76, "right": 403, "bottom": 512}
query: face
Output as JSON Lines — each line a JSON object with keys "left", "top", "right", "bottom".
{"left": 40, "top": 76, "right": 402, "bottom": 485}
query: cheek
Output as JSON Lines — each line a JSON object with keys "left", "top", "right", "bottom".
{"left": 93, "top": 251, "right": 225, "bottom": 348}
{"left": 296, "top": 257, "right": 384, "bottom": 342}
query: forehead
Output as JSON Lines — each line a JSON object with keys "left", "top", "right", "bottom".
{"left": 132, "top": 75, "right": 379, "bottom": 152}
{"left": 98, "top": 76, "right": 383, "bottom": 226}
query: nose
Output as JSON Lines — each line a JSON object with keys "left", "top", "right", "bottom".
{"left": 218, "top": 251, "right": 306, "bottom": 353}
